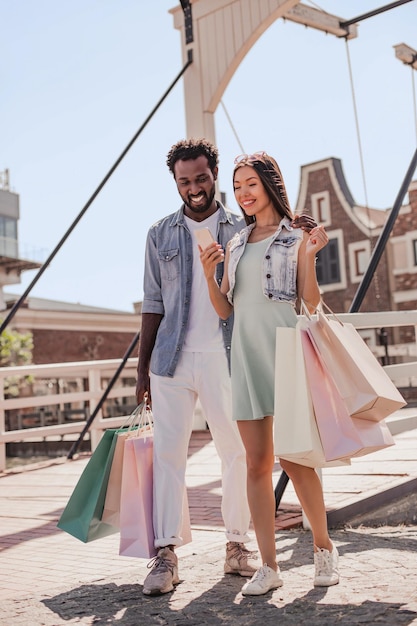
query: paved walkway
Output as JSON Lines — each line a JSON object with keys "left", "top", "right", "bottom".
{"left": 0, "top": 425, "right": 416, "bottom": 625}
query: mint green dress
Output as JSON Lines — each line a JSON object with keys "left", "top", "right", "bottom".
{"left": 231, "top": 238, "right": 298, "bottom": 421}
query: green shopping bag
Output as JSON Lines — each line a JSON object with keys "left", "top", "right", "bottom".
{"left": 57, "top": 428, "right": 120, "bottom": 542}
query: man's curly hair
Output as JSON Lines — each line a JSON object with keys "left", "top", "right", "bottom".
{"left": 166, "top": 138, "right": 219, "bottom": 177}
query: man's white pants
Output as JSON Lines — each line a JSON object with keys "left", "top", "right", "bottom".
{"left": 150, "top": 351, "right": 251, "bottom": 548}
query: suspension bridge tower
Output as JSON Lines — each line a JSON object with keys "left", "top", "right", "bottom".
{"left": 169, "top": 0, "right": 357, "bottom": 143}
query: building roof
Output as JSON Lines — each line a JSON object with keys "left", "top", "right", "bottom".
{"left": 0, "top": 257, "right": 42, "bottom": 274}
{"left": 352, "top": 204, "right": 389, "bottom": 230}
{"left": 4, "top": 293, "right": 136, "bottom": 315}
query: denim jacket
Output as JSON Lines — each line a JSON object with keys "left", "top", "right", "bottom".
{"left": 226, "top": 217, "right": 303, "bottom": 306}
{"left": 142, "top": 203, "right": 245, "bottom": 377}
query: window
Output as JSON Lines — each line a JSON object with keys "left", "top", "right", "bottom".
{"left": 0, "top": 216, "right": 18, "bottom": 257}
{"left": 391, "top": 232, "right": 417, "bottom": 275}
{"left": 349, "top": 240, "right": 371, "bottom": 283}
{"left": 0, "top": 216, "right": 17, "bottom": 239}
{"left": 316, "top": 238, "right": 340, "bottom": 284}
{"left": 413, "top": 239, "right": 417, "bottom": 266}
{"left": 311, "top": 191, "right": 330, "bottom": 227}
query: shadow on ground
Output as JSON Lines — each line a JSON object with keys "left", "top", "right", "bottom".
{"left": 42, "top": 580, "right": 417, "bottom": 626}
{"left": 42, "top": 527, "right": 417, "bottom": 626}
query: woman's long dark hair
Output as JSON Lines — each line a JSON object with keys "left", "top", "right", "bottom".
{"left": 233, "top": 154, "right": 294, "bottom": 226}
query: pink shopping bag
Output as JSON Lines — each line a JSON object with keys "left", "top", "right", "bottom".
{"left": 119, "top": 426, "right": 192, "bottom": 559}
{"left": 301, "top": 327, "right": 395, "bottom": 460}
{"left": 119, "top": 434, "right": 155, "bottom": 558}
{"left": 301, "top": 329, "right": 364, "bottom": 461}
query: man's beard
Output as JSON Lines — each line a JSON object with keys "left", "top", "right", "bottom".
{"left": 182, "top": 187, "right": 216, "bottom": 215}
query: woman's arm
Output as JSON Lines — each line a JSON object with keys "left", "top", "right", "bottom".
{"left": 200, "top": 242, "right": 234, "bottom": 320}
{"left": 297, "top": 225, "right": 328, "bottom": 313}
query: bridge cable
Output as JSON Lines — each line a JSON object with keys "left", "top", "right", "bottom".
{"left": 219, "top": 100, "right": 246, "bottom": 154}
{"left": 344, "top": 38, "right": 370, "bottom": 210}
{"left": 412, "top": 67, "right": 417, "bottom": 144}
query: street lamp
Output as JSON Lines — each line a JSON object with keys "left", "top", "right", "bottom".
{"left": 393, "top": 43, "right": 417, "bottom": 69}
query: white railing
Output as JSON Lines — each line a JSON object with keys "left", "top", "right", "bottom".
{"left": 1, "top": 310, "right": 417, "bottom": 472}
{"left": 0, "top": 358, "right": 139, "bottom": 471}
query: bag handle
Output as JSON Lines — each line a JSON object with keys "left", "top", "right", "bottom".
{"left": 126, "top": 396, "right": 154, "bottom": 440}
{"left": 318, "top": 300, "right": 344, "bottom": 327}
{"left": 300, "top": 298, "right": 344, "bottom": 327}
{"left": 116, "top": 398, "right": 148, "bottom": 433}
{"left": 299, "top": 298, "right": 314, "bottom": 319}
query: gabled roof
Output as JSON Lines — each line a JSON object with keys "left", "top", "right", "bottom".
{"left": 295, "top": 157, "right": 391, "bottom": 237}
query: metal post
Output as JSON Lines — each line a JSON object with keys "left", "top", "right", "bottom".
{"left": 67, "top": 331, "right": 139, "bottom": 459}
{"left": 349, "top": 148, "right": 417, "bottom": 313}
{"left": 0, "top": 57, "right": 193, "bottom": 335}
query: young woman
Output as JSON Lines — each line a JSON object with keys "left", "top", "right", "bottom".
{"left": 199, "top": 152, "right": 339, "bottom": 596}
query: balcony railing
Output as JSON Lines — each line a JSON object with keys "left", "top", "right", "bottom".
{"left": 1, "top": 310, "right": 417, "bottom": 471}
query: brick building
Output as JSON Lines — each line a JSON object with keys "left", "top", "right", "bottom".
{"left": 0, "top": 171, "right": 140, "bottom": 366}
{"left": 3, "top": 293, "right": 140, "bottom": 364}
{"left": 295, "top": 157, "right": 417, "bottom": 360}
{"left": 2, "top": 295, "right": 141, "bottom": 430}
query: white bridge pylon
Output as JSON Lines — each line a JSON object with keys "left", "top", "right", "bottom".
{"left": 170, "top": 0, "right": 357, "bottom": 142}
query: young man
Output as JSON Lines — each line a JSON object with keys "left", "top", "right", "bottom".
{"left": 136, "top": 138, "right": 313, "bottom": 596}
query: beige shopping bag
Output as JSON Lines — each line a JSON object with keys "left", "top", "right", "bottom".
{"left": 101, "top": 430, "right": 131, "bottom": 528}
{"left": 274, "top": 323, "right": 349, "bottom": 468}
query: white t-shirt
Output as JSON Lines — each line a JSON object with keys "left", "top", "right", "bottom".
{"left": 183, "top": 213, "right": 224, "bottom": 352}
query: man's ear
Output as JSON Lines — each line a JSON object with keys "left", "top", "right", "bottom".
{"left": 213, "top": 166, "right": 218, "bottom": 181}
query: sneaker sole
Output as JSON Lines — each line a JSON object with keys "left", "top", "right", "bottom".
{"left": 242, "top": 580, "right": 283, "bottom": 596}
{"left": 143, "top": 579, "right": 180, "bottom": 596}
{"left": 224, "top": 565, "right": 258, "bottom": 577}
{"left": 314, "top": 578, "right": 339, "bottom": 587}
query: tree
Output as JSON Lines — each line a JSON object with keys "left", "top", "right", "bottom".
{"left": 0, "top": 326, "right": 33, "bottom": 396}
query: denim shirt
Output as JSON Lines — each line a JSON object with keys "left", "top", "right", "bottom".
{"left": 226, "top": 217, "right": 303, "bottom": 306}
{"left": 142, "top": 203, "right": 245, "bottom": 377}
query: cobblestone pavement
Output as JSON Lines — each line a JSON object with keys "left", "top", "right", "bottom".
{"left": 2, "top": 427, "right": 417, "bottom": 625}
{"left": 2, "top": 525, "right": 417, "bottom": 625}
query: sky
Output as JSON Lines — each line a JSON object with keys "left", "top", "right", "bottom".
{"left": 1, "top": 0, "right": 417, "bottom": 313}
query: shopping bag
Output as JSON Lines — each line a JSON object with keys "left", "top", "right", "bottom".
{"left": 300, "top": 329, "right": 364, "bottom": 461}
{"left": 101, "top": 404, "right": 146, "bottom": 528}
{"left": 101, "top": 430, "right": 131, "bottom": 528}
{"left": 119, "top": 433, "right": 155, "bottom": 558}
{"left": 305, "top": 302, "right": 406, "bottom": 421}
{"left": 57, "top": 428, "right": 119, "bottom": 542}
{"left": 349, "top": 418, "right": 395, "bottom": 458}
{"left": 119, "top": 405, "right": 192, "bottom": 558}
{"left": 274, "top": 323, "right": 349, "bottom": 468}
{"left": 301, "top": 328, "right": 394, "bottom": 461}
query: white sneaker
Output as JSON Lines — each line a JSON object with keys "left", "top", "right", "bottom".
{"left": 241, "top": 564, "right": 283, "bottom": 596}
{"left": 314, "top": 542, "right": 340, "bottom": 587}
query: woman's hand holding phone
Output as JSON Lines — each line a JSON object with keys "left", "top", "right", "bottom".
{"left": 195, "top": 227, "right": 215, "bottom": 250}
{"left": 196, "top": 228, "right": 224, "bottom": 280}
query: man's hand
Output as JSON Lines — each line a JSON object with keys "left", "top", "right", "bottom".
{"left": 136, "top": 371, "right": 151, "bottom": 407}
{"left": 291, "top": 214, "right": 317, "bottom": 233}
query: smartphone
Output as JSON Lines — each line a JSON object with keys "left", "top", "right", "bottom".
{"left": 195, "top": 227, "right": 215, "bottom": 249}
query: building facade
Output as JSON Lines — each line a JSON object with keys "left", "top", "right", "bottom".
{"left": 295, "top": 157, "right": 417, "bottom": 362}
